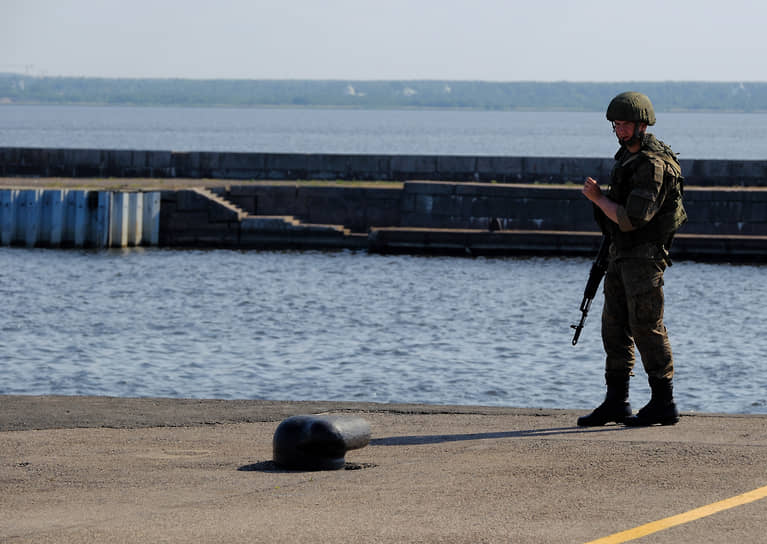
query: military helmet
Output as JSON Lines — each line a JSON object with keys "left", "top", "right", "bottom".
{"left": 606, "top": 92, "right": 656, "bottom": 126}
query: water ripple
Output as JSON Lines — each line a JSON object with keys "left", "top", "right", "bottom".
{"left": 1, "top": 248, "right": 765, "bottom": 414}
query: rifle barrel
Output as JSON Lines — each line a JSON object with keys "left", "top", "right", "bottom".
{"left": 571, "top": 315, "right": 586, "bottom": 345}
{"left": 570, "top": 235, "right": 610, "bottom": 346}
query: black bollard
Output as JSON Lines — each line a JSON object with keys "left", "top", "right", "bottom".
{"left": 272, "top": 414, "right": 371, "bottom": 470}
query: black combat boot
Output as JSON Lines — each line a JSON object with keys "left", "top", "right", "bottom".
{"left": 624, "top": 377, "right": 679, "bottom": 426}
{"left": 577, "top": 377, "right": 632, "bottom": 426}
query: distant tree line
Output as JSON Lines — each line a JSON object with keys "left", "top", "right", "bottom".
{"left": 1, "top": 74, "right": 765, "bottom": 112}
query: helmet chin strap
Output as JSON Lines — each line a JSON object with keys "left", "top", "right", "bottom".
{"left": 613, "top": 122, "right": 645, "bottom": 148}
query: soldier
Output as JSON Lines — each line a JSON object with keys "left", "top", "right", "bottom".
{"left": 577, "top": 91, "right": 687, "bottom": 427}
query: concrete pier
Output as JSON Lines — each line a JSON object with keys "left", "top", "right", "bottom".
{"left": 2, "top": 178, "right": 767, "bottom": 260}
{"left": 160, "top": 181, "right": 767, "bottom": 260}
{"left": 2, "top": 396, "right": 766, "bottom": 543}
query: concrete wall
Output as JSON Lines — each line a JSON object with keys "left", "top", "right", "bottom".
{"left": 212, "top": 185, "right": 402, "bottom": 233}
{"left": 206, "top": 182, "right": 767, "bottom": 237}
{"left": 0, "top": 189, "right": 160, "bottom": 248}
{"left": 4, "top": 182, "right": 765, "bottom": 258}
{"left": 399, "top": 182, "right": 592, "bottom": 231}
{"left": 159, "top": 189, "right": 242, "bottom": 247}
{"left": 399, "top": 182, "right": 767, "bottom": 236}
{"left": 158, "top": 189, "right": 366, "bottom": 249}
{"left": 157, "top": 182, "right": 767, "bottom": 259}
{"left": 2, "top": 147, "right": 766, "bottom": 186}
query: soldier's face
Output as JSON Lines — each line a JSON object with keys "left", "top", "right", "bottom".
{"left": 612, "top": 120, "right": 636, "bottom": 143}
{"left": 612, "top": 120, "right": 648, "bottom": 148}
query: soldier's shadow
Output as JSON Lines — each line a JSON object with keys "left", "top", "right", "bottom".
{"left": 237, "top": 426, "right": 629, "bottom": 472}
{"left": 370, "top": 425, "right": 629, "bottom": 446}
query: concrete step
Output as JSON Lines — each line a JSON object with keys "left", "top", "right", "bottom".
{"left": 195, "top": 187, "right": 353, "bottom": 237}
{"left": 239, "top": 214, "right": 364, "bottom": 249}
{"left": 191, "top": 187, "right": 248, "bottom": 220}
{"left": 241, "top": 215, "right": 352, "bottom": 237}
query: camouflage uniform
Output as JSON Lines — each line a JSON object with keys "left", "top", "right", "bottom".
{"left": 578, "top": 91, "right": 687, "bottom": 427}
{"left": 596, "top": 133, "right": 687, "bottom": 383}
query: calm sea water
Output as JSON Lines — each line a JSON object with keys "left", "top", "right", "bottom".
{"left": 1, "top": 104, "right": 766, "bottom": 159}
{"left": 1, "top": 106, "right": 765, "bottom": 414}
{"left": 1, "top": 247, "right": 765, "bottom": 414}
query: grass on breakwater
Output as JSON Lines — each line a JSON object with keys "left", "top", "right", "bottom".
{"left": 0, "top": 177, "right": 405, "bottom": 191}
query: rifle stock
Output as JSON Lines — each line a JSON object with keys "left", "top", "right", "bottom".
{"left": 571, "top": 236, "right": 611, "bottom": 345}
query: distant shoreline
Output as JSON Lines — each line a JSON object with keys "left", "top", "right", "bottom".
{"left": 3, "top": 102, "right": 766, "bottom": 114}
{"left": 2, "top": 75, "right": 765, "bottom": 113}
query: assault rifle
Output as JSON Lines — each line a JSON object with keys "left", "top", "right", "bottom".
{"left": 571, "top": 235, "right": 611, "bottom": 346}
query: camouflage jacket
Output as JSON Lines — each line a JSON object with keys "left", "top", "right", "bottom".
{"left": 596, "top": 133, "right": 687, "bottom": 253}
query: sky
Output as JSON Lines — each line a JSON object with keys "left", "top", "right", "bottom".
{"left": 2, "top": 0, "right": 766, "bottom": 82}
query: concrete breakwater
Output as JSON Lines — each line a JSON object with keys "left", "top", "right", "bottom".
{"left": 2, "top": 143, "right": 766, "bottom": 258}
{"left": 2, "top": 181, "right": 767, "bottom": 259}
{"left": 162, "top": 182, "right": 767, "bottom": 260}
{"left": 2, "top": 146, "right": 767, "bottom": 186}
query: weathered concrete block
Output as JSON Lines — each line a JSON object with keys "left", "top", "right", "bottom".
{"left": 468, "top": 196, "right": 492, "bottom": 218}
{"left": 413, "top": 194, "right": 435, "bottom": 215}
{"left": 218, "top": 152, "right": 264, "bottom": 170}
{"left": 265, "top": 153, "right": 308, "bottom": 179}
{"left": 171, "top": 151, "right": 201, "bottom": 177}
{"left": 365, "top": 204, "right": 400, "bottom": 228}
{"left": 361, "top": 187, "right": 400, "bottom": 200}
{"left": 436, "top": 156, "right": 477, "bottom": 180}
{"left": 194, "top": 152, "right": 222, "bottom": 177}
{"left": 404, "top": 181, "right": 455, "bottom": 196}
{"left": 475, "top": 156, "right": 526, "bottom": 182}
{"left": 710, "top": 201, "right": 744, "bottom": 222}
{"left": 304, "top": 154, "right": 349, "bottom": 179}
{"left": 106, "top": 150, "right": 133, "bottom": 172}
{"left": 252, "top": 186, "right": 299, "bottom": 215}
{"left": 748, "top": 202, "right": 767, "bottom": 222}
{"left": 519, "top": 157, "right": 556, "bottom": 179}
{"left": 430, "top": 195, "right": 462, "bottom": 216}
{"left": 296, "top": 186, "right": 347, "bottom": 221}
{"left": 205, "top": 153, "right": 264, "bottom": 179}
{"left": 491, "top": 198, "right": 521, "bottom": 221}
{"left": 164, "top": 211, "right": 212, "bottom": 231}
{"left": 455, "top": 182, "right": 511, "bottom": 197}
{"left": 539, "top": 186, "right": 582, "bottom": 200}
{"left": 144, "top": 150, "right": 172, "bottom": 170}
{"left": 225, "top": 193, "right": 257, "bottom": 214}
{"left": 61, "top": 149, "right": 103, "bottom": 168}
{"left": 174, "top": 191, "right": 211, "bottom": 212}
{"left": 241, "top": 216, "right": 297, "bottom": 232}
{"left": 391, "top": 155, "right": 438, "bottom": 179}
{"left": 346, "top": 155, "right": 392, "bottom": 180}
{"left": 207, "top": 203, "right": 241, "bottom": 223}
{"left": 511, "top": 185, "right": 546, "bottom": 199}
{"left": 685, "top": 189, "right": 714, "bottom": 202}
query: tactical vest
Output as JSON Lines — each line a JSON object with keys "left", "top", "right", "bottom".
{"left": 601, "top": 135, "right": 687, "bottom": 250}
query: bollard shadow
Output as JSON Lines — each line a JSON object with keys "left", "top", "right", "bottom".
{"left": 238, "top": 460, "right": 286, "bottom": 473}
{"left": 238, "top": 460, "right": 377, "bottom": 473}
{"left": 370, "top": 425, "right": 628, "bottom": 446}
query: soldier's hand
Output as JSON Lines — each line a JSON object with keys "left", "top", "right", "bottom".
{"left": 583, "top": 177, "right": 602, "bottom": 203}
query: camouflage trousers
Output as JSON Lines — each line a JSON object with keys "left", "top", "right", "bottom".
{"left": 601, "top": 255, "right": 674, "bottom": 382}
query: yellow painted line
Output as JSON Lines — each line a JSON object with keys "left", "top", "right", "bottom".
{"left": 584, "top": 484, "right": 767, "bottom": 544}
